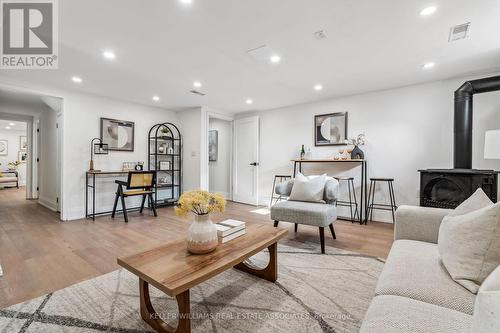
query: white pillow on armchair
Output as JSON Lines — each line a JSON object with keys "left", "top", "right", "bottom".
{"left": 289, "top": 173, "right": 327, "bottom": 203}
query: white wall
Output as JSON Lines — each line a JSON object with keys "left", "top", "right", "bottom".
{"left": 61, "top": 91, "right": 180, "bottom": 220}
{"left": 209, "top": 117, "right": 232, "bottom": 198}
{"left": 241, "top": 72, "right": 500, "bottom": 222}
{"left": 177, "top": 107, "right": 203, "bottom": 191}
{"left": 0, "top": 128, "right": 26, "bottom": 186}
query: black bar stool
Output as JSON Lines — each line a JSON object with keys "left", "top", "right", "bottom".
{"left": 270, "top": 175, "right": 292, "bottom": 207}
{"left": 334, "top": 177, "right": 359, "bottom": 223}
{"left": 367, "top": 178, "right": 397, "bottom": 223}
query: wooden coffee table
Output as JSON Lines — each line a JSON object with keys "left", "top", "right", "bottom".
{"left": 117, "top": 223, "right": 287, "bottom": 333}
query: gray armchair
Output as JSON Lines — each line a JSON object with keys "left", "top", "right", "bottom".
{"left": 270, "top": 178, "right": 339, "bottom": 253}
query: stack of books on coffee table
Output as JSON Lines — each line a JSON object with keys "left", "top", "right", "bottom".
{"left": 215, "top": 219, "right": 246, "bottom": 243}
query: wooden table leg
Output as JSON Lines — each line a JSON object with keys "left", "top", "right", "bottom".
{"left": 234, "top": 242, "right": 278, "bottom": 282}
{"left": 139, "top": 278, "right": 191, "bottom": 333}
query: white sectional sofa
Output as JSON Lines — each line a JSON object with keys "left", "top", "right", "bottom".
{"left": 361, "top": 205, "right": 500, "bottom": 333}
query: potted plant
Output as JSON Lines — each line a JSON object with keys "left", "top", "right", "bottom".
{"left": 175, "top": 190, "right": 226, "bottom": 254}
{"left": 7, "top": 161, "right": 21, "bottom": 170}
{"left": 347, "top": 133, "right": 366, "bottom": 159}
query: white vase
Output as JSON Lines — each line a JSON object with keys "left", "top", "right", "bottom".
{"left": 186, "top": 214, "right": 218, "bottom": 254}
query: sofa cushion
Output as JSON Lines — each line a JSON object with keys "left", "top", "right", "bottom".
{"left": 270, "top": 200, "right": 336, "bottom": 227}
{"left": 438, "top": 189, "right": 500, "bottom": 293}
{"left": 375, "top": 240, "right": 475, "bottom": 314}
{"left": 289, "top": 173, "right": 327, "bottom": 203}
{"left": 360, "top": 295, "right": 472, "bottom": 333}
{"left": 0, "top": 177, "right": 17, "bottom": 183}
{"left": 471, "top": 265, "right": 500, "bottom": 333}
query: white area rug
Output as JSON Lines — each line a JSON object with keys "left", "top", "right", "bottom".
{"left": 0, "top": 240, "right": 384, "bottom": 333}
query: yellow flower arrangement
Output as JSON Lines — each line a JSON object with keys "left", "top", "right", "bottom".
{"left": 175, "top": 190, "right": 226, "bottom": 217}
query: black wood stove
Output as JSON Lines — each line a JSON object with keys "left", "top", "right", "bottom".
{"left": 419, "top": 75, "right": 500, "bottom": 209}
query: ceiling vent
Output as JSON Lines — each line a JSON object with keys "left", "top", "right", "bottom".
{"left": 190, "top": 90, "right": 205, "bottom": 96}
{"left": 449, "top": 22, "right": 471, "bottom": 42}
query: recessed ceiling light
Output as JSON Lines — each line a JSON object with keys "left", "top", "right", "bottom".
{"left": 152, "top": 96, "right": 160, "bottom": 102}
{"left": 103, "top": 50, "right": 116, "bottom": 60}
{"left": 270, "top": 55, "right": 281, "bottom": 64}
{"left": 180, "top": 0, "right": 193, "bottom": 4}
{"left": 5, "top": 126, "right": 11, "bottom": 130}
{"left": 420, "top": 6, "right": 437, "bottom": 16}
{"left": 314, "top": 84, "right": 323, "bottom": 91}
{"left": 71, "top": 76, "right": 82, "bottom": 83}
{"left": 423, "top": 62, "right": 436, "bottom": 69}
{"left": 193, "top": 81, "right": 202, "bottom": 88}
{"left": 246, "top": 99, "right": 253, "bottom": 105}
{"left": 8, "top": 123, "right": 15, "bottom": 126}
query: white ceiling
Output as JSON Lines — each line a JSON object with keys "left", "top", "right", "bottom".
{"left": 1, "top": 0, "right": 500, "bottom": 113}
{"left": 0, "top": 120, "right": 27, "bottom": 131}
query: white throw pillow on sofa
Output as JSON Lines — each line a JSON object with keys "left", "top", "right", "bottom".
{"left": 438, "top": 189, "right": 500, "bottom": 293}
{"left": 289, "top": 173, "right": 327, "bottom": 203}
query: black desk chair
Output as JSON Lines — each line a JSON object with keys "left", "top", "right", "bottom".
{"left": 111, "top": 171, "right": 157, "bottom": 223}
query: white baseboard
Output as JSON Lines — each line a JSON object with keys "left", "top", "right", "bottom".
{"left": 38, "top": 196, "right": 58, "bottom": 212}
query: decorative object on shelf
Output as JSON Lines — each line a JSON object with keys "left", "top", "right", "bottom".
{"left": 347, "top": 133, "right": 366, "bottom": 159}
{"left": 100, "top": 117, "right": 135, "bottom": 151}
{"left": 0, "top": 140, "right": 7, "bottom": 156}
{"left": 149, "top": 123, "right": 182, "bottom": 207}
{"left": 175, "top": 190, "right": 226, "bottom": 254}
{"left": 306, "top": 147, "right": 312, "bottom": 160}
{"left": 314, "top": 112, "right": 348, "bottom": 146}
{"left": 300, "top": 144, "right": 305, "bottom": 159}
{"left": 20, "top": 136, "right": 27, "bottom": 150}
{"left": 208, "top": 130, "right": 218, "bottom": 161}
{"left": 122, "top": 162, "right": 137, "bottom": 171}
{"left": 89, "top": 137, "right": 109, "bottom": 171}
{"left": 159, "top": 161, "right": 171, "bottom": 170}
{"left": 134, "top": 162, "right": 144, "bottom": 171}
{"left": 160, "top": 127, "right": 171, "bottom": 136}
{"left": 18, "top": 151, "right": 27, "bottom": 162}
{"left": 157, "top": 142, "right": 167, "bottom": 154}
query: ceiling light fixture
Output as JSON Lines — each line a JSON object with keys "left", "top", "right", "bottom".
{"left": 423, "top": 62, "right": 436, "bottom": 69}
{"left": 420, "top": 6, "right": 437, "bottom": 16}
{"left": 246, "top": 99, "right": 253, "bottom": 105}
{"left": 71, "top": 76, "right": 82, "bottom": 83}
{"left": 103, "top": 50, "right": 116, "bottom": 60}
{"left": 314, "top": 84, "right": 323, "bottom": 91}
{"left": 5, "top": 126, "right": 11, "bottom": 130}
{"left": 193, "top": 81, "right": 202, "bottom": 88}
{"left": 152, "top": 96, "right": 160, "bottom": 102}
{"left": 270, "top": 55, "right": 281, "bottom": 64}
{"left": 180, "top": 0, "right": 193, "bottom": 5}
{"left": 8, "top": 123, "right": 15, "bottom": 126}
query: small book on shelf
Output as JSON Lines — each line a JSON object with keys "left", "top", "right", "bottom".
{"left": 215, "top": 219, "right": 246, "bottom": 242}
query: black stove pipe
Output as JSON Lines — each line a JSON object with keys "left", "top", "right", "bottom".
{"left": 454, "top": 75, "right": 500, "bottom": 169}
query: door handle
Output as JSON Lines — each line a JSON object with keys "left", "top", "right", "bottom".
{"left": 249, "top": 162, "right": 259, "bottom": 166}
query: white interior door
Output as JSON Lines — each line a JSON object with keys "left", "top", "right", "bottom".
{"left": 233, "top": 116, "right": 259, "bottom": 205}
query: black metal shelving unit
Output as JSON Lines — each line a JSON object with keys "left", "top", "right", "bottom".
{"left": 148, "top": 123, "right": 182, "bottom": 207}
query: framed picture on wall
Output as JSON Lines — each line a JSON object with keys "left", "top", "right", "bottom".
{"left": 208, "top": 130, "right": 218, "bottom": 161}
{"left": 159, "top": 161, "right": 171, "bottom": 170}
{"left": 18, "top": 151, "right": 27, "bottom": 162}
{"left": 20, "top": 136, "right": 27, "bottom": 151}
{"left": 100, "top": 118, "right": 135, "bottom": 151}
{"left": 0, "top": 140, "right": 7, "bottom": 156}
{"left": 314, "top": 112, "right": 348, "bottom": 146}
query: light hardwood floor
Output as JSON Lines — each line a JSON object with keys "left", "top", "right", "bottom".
{"left": 0, "top": 187, "right": 393, "bottom": 309}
